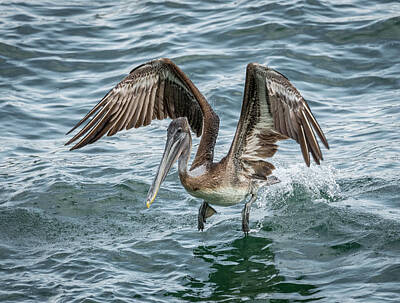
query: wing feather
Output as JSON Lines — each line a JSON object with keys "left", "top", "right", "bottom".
{"left": 156, "top": 80, "right": 165, "bottom": 120}
{"left": 227, "top": 63, "right": 329, "bottom": 179}
{"left": 126, "top": 86, "right": 141, "bottom": 130}
{"left": 283, "top": 103, "right": 296, "bottom": 140}
{"left": 70, "top": 105, "right": 116, "bottom": 150}
{"left": 66, "top": 58, "right": 207, "bottom": 150}
{"left": 307, "top": 140, "right": 320, "bottom": 165}
{"left": 288, "top": 110, "right": 299, "bottom": 141}
{"left": 135, "top": 84, "right": 148, "bottom": 128}
{"left": 128, "top": 85, "right": 145, "bottom": 129}
{"left": 65, "top": 100, "right": 112, "bottom": 146}
{"left": 108, "top": 94, "right": 127, "bottom": 127}
{"left": 300, "top": 110, "right": 322, "bottom": 160}
{"left": 165, "top": 80, "right": 175, "bottom": 119}
{"left": 303, "top": 105, "right": 329, "bottom": 149}
{"left": 120, "top": 92, "right": 136, "bottom": 131}
{"left": 278, "top": 105, "right": 286, "bottom": 134}
{"left": 109, "top": 92, "right": 131, "bottom": 136}
{"left": 65, "top": 94, "right": 110, "bottom": 136}
{"left": 147, "top": 82, "right": 157, "bottom": 123}
{"left": 298, "top": 124, "right": 310, "bottom": 166}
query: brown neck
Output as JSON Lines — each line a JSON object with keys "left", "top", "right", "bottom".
{"left": 191, "top": 109, "right": 219, "bottom": 170}
{"left": 169, "top": 61, "right": 220, "bottom": 170}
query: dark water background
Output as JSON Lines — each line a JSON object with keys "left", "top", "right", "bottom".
{"left": 1, "top": 0, "right": 400, "bottom": 302}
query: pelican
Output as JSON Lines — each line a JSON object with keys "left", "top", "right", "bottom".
{"left": 66, "top": 58, "right": 329, "bottom": 234}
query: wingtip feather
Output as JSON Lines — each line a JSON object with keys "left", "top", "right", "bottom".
{"left": 303, "top": 106, "right": 329, "bottom": 150}
{"left": 65, "top": 128, "right": 75, "bottom": 136}
{"left": 299, "top": 125, "right": 310, "bottom": 167}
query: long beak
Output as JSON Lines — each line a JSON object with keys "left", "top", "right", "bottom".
{"left": 146, "top": 133, "right": 185, "bottom": 208}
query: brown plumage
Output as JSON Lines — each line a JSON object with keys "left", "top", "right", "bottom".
{"left": 66, "top": 58, "right": 330, "bottom": 233}
{"left": 66, "top": 58, "right": 220, "bottom": 169}
{"left": 226, "top": 63, "right": 329, "bottom": 178}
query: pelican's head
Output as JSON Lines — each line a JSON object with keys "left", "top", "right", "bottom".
{"left": 146, "top": 117, "right": 191, "bottom": 208}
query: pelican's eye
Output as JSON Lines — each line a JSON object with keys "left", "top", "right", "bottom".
{"left": 176, "top": 127, "right": 182, "bottom": 134}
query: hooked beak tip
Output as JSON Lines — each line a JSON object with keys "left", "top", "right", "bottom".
{"left": 146, "top": 195, "right": 156, "bottom": 208}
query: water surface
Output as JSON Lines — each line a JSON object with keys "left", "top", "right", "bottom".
{"left": 1, "top": 0, "right": 400, "bottom": 302}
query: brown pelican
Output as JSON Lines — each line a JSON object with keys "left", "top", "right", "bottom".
{"left": 66, "top": 58, "right": 329, "bottom": 234}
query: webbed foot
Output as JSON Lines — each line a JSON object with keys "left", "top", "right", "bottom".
{"left": 241, "top": 194, "right": 257, "bottom": 235}
{"left": 241, "top": 206, "right": 250, "bottom": 235}
{"left": 198, "top": 201, "right": 216, "bottom": 231}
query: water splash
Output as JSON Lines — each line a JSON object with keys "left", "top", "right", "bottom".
{"left": 258, "top": 163, "right": 340, "bottom": 209}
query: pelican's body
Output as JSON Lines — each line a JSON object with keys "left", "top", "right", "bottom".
{"left": 181, "top": 162, "right": 250, "bottom": 206}
{"left": 66, "top": 58, "right": 329, "bottom": 234}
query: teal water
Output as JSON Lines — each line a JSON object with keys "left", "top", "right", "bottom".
{"left": 1, "top": 1, "right": 400, "bottom": 302}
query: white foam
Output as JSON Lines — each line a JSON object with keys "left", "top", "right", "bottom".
{"left": 257, "top": 162, "right": 340, "bottom": 208}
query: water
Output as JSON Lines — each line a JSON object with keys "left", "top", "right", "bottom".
{"left": 1, "top": 0, "right": 399, "bottom": 302}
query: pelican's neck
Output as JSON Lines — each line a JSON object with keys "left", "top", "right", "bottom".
{"left": 178, "top": 136, "right": 192, "bottom": 177}
{"left": 191, "top": 111, "right": 220, "bottom": 170}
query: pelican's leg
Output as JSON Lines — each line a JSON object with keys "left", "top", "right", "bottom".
{"left": 198, "top": 201, "right": 217, "bottom": 231}
{"left": 241, "top": 194, "right": 257, "bottom": 235}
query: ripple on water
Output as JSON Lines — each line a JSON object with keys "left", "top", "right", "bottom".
{"left": 1, "top": 0, "right": 400, "bottom": 302}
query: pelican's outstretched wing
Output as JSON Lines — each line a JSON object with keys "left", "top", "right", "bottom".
{"left": 66, "top": 58, "right": 215, "bottom": 150}
{"left": 227, "top": 63, "right": 329, "bottom": 179}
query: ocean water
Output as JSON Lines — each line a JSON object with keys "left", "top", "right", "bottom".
{"left": 1, "top": 0, "right": 400, "bottom": 302}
